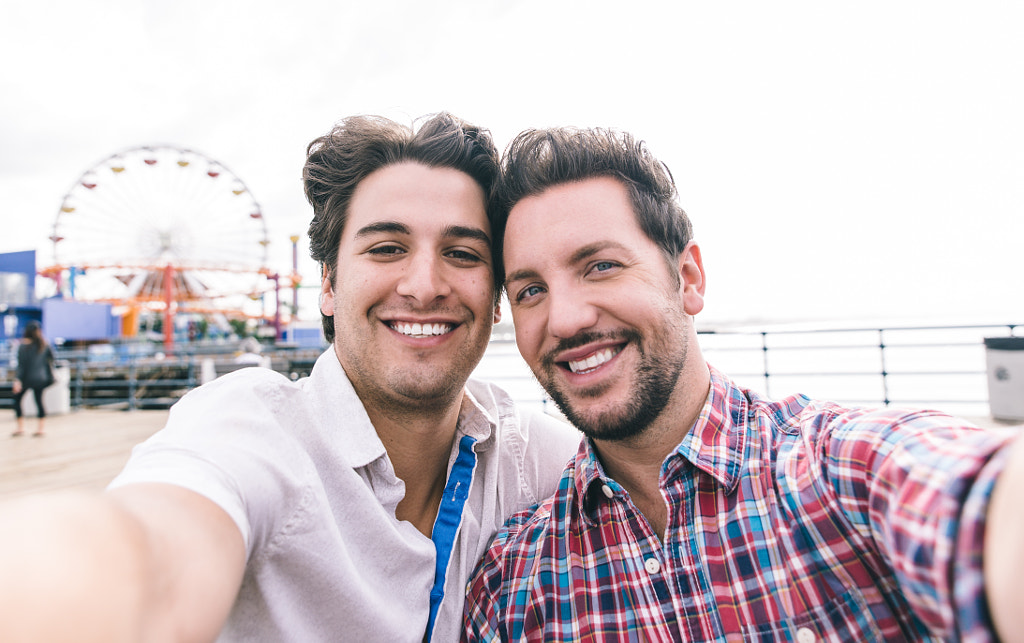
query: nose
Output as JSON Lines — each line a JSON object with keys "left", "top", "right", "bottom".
{"left": 395, "top": 252, "right": 452, "bottom": 304}
{"left": 545, "top": 283, "right": 599, "bottom": 340}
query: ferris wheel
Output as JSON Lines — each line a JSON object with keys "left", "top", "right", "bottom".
{"left": 44, "top": 145, "right": 272, "bottom": 318}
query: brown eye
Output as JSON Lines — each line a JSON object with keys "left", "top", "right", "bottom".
{"left": 447, "top": 249, "right": 483, "bottom": 262}
{"left": 368, "top": 245, "right": 404, "bottom": 256}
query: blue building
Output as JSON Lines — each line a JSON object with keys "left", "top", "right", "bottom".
{"left": 0, "top": 250, "right": 42, "bottom": 346}
{"left": 1, "top": 250, "right": 119, "bottom": 349}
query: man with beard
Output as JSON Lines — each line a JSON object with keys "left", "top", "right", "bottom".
{"left": 463, "top": 126, "right": 1024, "bottom": 642}
{"left": 0, "top": 113, "right": 579, "bottom": 643}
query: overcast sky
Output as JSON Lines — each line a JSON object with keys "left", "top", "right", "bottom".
{"left": 2, "top": 0, "right": 1022, "bottom": 329}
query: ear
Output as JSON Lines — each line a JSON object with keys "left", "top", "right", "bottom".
{"left": 320, "top": 272, "right": 335, "bottom": 317}
{"left": 493, "top": 300, "right": 502, "bottom": 324}
{"left": 677, "top": 241, "right": 706, "bottom": 316}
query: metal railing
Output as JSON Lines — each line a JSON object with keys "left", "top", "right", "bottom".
{"left": 696, "top": 322, "right": 1021, "bottom": 417}
{"left": 0, "top": 342, "right": 323, "bottom": 412}
{"left": 480, "top": 322, "right": 1023, "bottom": 418}
{"left": 2, "top": 322, "right": 1019, "bottom": 417}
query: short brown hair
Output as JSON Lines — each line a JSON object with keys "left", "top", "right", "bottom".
{"left": 493, "top": 127, "right": 693, "bottom": 286}
{"left": 304, "top": 112, "right": 500, "bottom": 343}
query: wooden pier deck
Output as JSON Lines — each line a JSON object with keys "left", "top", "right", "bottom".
{"left": 0, "top": 408, "right": 168, "bottom": 499}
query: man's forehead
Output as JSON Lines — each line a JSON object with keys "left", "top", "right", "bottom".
{"left": 352, "top": 219, "right": 491, "bottom": 244}
{"left": 504, "top": 177, "right": 636, "bottom": 246}
{"left": 341, "top": 163, "right": 490, "bottom": 242}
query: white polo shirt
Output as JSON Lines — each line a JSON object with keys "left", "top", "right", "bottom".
{"left": 110, "top": 349, "right": 580, "bottom": 642}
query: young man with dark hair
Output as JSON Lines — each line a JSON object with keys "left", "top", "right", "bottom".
{"left": 464, "top": 126, "right": 1024, "bottom": 642}
{"left": 0, "top": 113, "right": 579, "bottom": 643}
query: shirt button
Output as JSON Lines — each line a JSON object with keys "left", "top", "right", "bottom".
{"left": 795, "top": 627, "right": 816, "bottom": 643}
{"left": 601, "top": 484, "right": 614, "bottom": 498}
{"left": 644, "top": 557, "right": 661, "bottom": 574}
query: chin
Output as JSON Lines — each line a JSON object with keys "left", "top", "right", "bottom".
{"left": 390, "top": 370, "right": 465, "bottom": 403}
{"left": 549, "top": 396, "right": 642, "bottom": 442}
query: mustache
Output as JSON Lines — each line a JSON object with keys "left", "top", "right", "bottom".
{"left": 540, "top": 329, "right": 642, "bottom": 370}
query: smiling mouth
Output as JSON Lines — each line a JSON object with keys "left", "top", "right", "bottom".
{"left": 388, "top": 321, "right": 454, "bottom": 338}
{"left": 564, "top": 346, "right": 622, "bottom": 374}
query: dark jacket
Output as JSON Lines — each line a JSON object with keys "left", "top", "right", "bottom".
{"left": 16, "top": 342, "right": 54, "bottom": 389}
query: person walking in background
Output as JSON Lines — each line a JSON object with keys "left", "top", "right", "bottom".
{"left": 11, "top": 321, "right": 54, "bottom": 438}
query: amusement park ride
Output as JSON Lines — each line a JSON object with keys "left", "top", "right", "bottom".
{"left": 39, "top": 145, "right": 301, "bottom": 349}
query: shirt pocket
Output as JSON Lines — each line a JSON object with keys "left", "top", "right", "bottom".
{"left": 740, "top": 589, "right": 887, "bottom": 643}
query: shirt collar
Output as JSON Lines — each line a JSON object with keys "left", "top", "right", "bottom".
{"left": 306, "top": 349, "right": 386, "bottom": 469}
{"left": 456, "top": 378, "right": 504, "bottom": 447}
{"left": 574, "top": 364, "right": 749, "bottom": 524}
{"left": 304, "top": 350, "right": 501, "bottom": 470}
{"left": 674, "top": 363, "right": 748, "bottom": 490}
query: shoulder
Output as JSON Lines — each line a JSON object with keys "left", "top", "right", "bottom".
{"left": 770, "top": 401, "right": 1014, "bottom": 497}
{"left": 153, "top": 366, "right": 316, "bottom": 450}
{"left": 116, "top": 367, "right": 319, "bottom": 549}
{"left": 517, "top": 407, "right": 581, "bottom": 455}
{"left": 466, "top": 378, "right": 580, "bottom": 493}
{"left": 470, "top": 468, "right": 574, "bottom": 595}
{"left": 465, "top": 492, "right": 559, "bottom": 639}
{"left": 499, "top": 460, "right": 578, "bottom": 552}
{"left": 185, "top": 366, "right": 300, "bottom": 410}
{"left": 752, "top": 389, "right": 981, "bottom": 448}
{"left": 794, "top": 401, "right": 986, "bottom": 450}
{"left": 465, "top": 377, "right": 579, "bottom": 446}
{"left": 479, "top": 489, "right": 561, "bottom": 571}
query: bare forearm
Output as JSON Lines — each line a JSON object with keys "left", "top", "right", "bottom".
{"left": 984, "top": 436, "right": 1024, "bottom": 642}
{"left": 0, "top": 492, "right": 155, "bottom": 643}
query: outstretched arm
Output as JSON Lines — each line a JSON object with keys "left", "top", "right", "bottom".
{"left": 985, "top": 436, "right": 1024, "bottom": 642}
{"left": 0, "top": 483, "right": 245, "bottom": 643}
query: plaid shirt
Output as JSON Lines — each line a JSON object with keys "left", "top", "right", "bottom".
{"left": 464, "top": 365, "right": 1015, "bottom": 642}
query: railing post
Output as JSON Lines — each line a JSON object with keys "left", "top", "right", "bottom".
{"left": 761, "top": 331, "right": 771, "bottom": 398}
{"left": 127, "top": 354, "right": 137, "bottom": 411}
{"left": 73, "top": 358, "right": 84, "bottom": 408}
{"left": 878, "top": 329, "right": 890, "bottom": 407}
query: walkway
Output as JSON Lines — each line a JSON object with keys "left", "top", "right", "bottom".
{"left": 0, "top": 409, "right": 168, "bottom": 499}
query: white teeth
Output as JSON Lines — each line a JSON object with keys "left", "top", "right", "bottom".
{"left": 568, "top": 347, "right": 618, "bottom": 374}
{"left": 392, "top": 322, "right": 453, "bottom": 337}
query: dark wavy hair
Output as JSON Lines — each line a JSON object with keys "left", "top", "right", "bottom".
{"left": 492, "top": 127, "right": 693, "bottom": 286}
{"left": 23, "top": 321, "right": 47, "bottom": 353}
{"left": 303, "top": 112, "right": 500, "bottom": 343}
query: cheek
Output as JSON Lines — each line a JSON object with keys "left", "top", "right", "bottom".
{"left": 511, "top": 312, "right": 544, "bottom": 360}
{"left": 461, "top": 273, "right": 497, "bottom": 308}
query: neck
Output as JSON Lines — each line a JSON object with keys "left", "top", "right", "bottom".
{"left": 592, "top": 361, "right": 711, "bottom": 539}
{"left": 364, "top": 393, "right": 464, "bottom": 538}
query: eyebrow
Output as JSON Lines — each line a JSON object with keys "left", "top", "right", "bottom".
{"left": 443, "top": 224, "right": 491, "bottom": 246}
{"left": 568, "top": 241, "right": 619, "bottom": 266}
{"left": 353, "top": 221, "right": 491, "bottom": 245}
{"left": 353, "top": 221, "right": 409, "bottom": 239}
{"left": 504, "top": 267, "right": 540, "bottom": 286}
{"left": 505, "top": 241, "right": 624, "bottom": 286}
